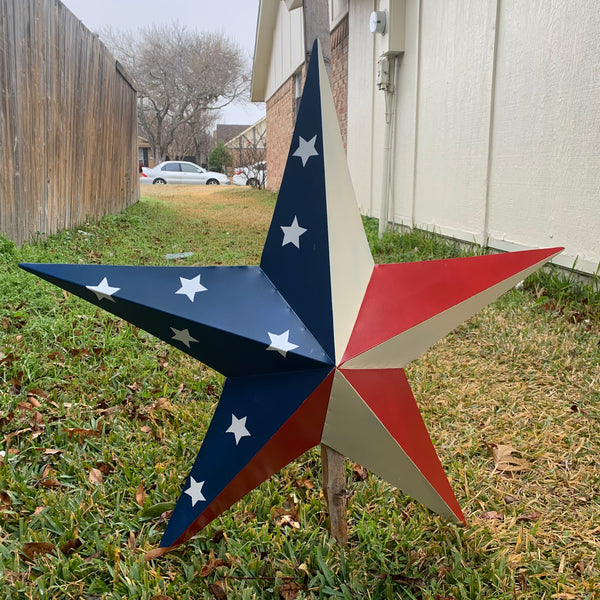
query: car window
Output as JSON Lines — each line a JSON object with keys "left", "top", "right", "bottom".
{"left": 162, "top": 163, "right": 180, "bottom": 172}
{"left": 180, "top": 163, "right": 201, "bottom": 173}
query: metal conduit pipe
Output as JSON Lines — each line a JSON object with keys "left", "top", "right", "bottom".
{"left": 378, "top": 53, "right": 399, "bottom": 239}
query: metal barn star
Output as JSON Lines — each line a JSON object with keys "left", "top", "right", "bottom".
{"left": 21, "top": 41, "right": 561, "bottom": 550}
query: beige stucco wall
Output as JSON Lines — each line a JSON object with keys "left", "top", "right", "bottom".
{"left": 346, "top": 0, "right": 600, "bottom": 274}
{"left": 486, "top": 1, "right": 600, "bottom": 273}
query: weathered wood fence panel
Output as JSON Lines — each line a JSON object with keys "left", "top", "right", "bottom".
{"left": 0, "top": 0, "right": 139, "bottom": 245}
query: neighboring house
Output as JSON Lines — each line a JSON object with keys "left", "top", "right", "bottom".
{"left": 0, "top": 0, "right": 139, "bottom": 245}
{"left": 224, "top": 117, "right": 267, "bottom": 168}
{"left": 214, "top": 124, "right": 250, "bottom": 146}
{"left": 138, "top": 136, "right": 154, "bottom": 169}
{"left": 251, "top": 0, "right": 600, "bottom": 275}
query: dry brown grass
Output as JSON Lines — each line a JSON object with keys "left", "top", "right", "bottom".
{"left": 408, "top": 298, "right": 600, "bottom": 596}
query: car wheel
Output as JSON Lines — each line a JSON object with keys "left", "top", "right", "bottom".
{"left": 247, "top": 178, "right": 258, "bottom": 188}
{"left": 153, "top": 178, "right": 167, "bottom": 185}
{"left": 206, "top": 179, "right": 219, "bottom": 185}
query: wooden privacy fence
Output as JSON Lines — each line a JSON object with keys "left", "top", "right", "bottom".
{"left": 0, "top": 0, "right": 139, "bottom": 245}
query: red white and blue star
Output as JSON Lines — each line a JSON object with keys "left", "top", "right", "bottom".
{"left": 20, "top": 40, "right": 562, "bottom": 550}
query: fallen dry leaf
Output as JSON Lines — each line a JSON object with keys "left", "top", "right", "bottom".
{"left": 32, "top": 506, "right": 46, "bottom": 516}
{"left": 66, "top": 427, "right": 101, "bottom": 442}
{"left": 40, "top": 478, "right": 61, "bottom": 489}
{"left": 31, "top": 411, "right": 45, "bottom": 427}
{"left": 211, "top": 530, "right": 226, "bottom": 543}
{"left": 240, "top": 511, "right": 256, "bottom": 523}
{"left": 279, "top": 581, "right": 301, "bottom": 600}
{"left": 135, "top": 482, "right": 146, "bottom": 507}
{"left": 83, "top": 550, "right": 104, "bottom": 562}
{"left": 43, "top": 448, "right": 63, "bottom": 455}
{"left": 480, "top": 511, "right": 505, "bottom": 521}
{"left": 352, "top": 462, "right": 368, "bottom": 481}
{"left": 208, "top": 583, "right": 228, "bottom": 600}
{"left": 22, "top": 541, "right": 56, "bottom": 559}
{"left": 152, "top": 397, "right": 173, "bottom": 412}
{"left": 59, "top": 538, "right": 82, "bottom": 555}
{"left": 89, "top": 468, "right": 103, "bottom": 484}
{"left": 574, "top": 559, "right": 585, "bottom": 575}
{"left": 516, "top": 571, "right": 528, "bottom": 591}
{"left": 488, "top": 443, "right": 531, "bottom": 473}
{"left": 199, "top": 554, "right": 231, "bottom": 577}
{"left": 150, "top": 596, "right": 174, "bottom": 600}
{"left": 96, "top": 461, "right": 114, "bottom": 476}
{"left": 27, "top": 396, "right": 42, "bottom": 408}
{"left": 296, "top": 476, "right": 314, "bottom": 490}
{"left": 0, "top": 352, "right": 16, "bottom": 366}
{"left": 40, "top": 466, "right": 61, "bottom": 489}
{"left": 437, "top": 565, "right": 452, "bottom": 578}
{"left": 518, "top": 511, "right": 541, "bottom": 522}
{"left": 1, "top": 427, "right": 32, "bottom": 444}
{"left": 275, "top": 514, "right": 301, "bottom": 529}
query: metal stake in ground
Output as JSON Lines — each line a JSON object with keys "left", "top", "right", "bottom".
{"left": 302, "top": 0, "right": 349, "bottom": 546}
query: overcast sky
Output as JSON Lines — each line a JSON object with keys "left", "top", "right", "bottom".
{"left": 60, "top": 0, "right": 265, "bottom": 125}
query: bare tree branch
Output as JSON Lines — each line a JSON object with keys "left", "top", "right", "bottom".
{"left": 102, "top": 23, "right": 250, "bottom": 163}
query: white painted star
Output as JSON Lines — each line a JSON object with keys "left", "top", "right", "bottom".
{"left": 85, "top": 277, "right": 120, "bottom": 302}
{"left": 170, "top": 327, "right": 199, "bottom": 348}
{"left": 281, "top": 216, "right": 308, "bottom": 248}
{"left": 226, "top": 414, "right": 251, "bottom": 445}
{"left": 266, "top": 330, "right": 299, "bottom": 358}
{"left": 176, "top": 275, "right": 207, "bottom": 302}
{"left": 292, "top": 134, "right": 319, "bottom": 167}
{"left": 184, "top": 476, "right": 206, "bottom": 507}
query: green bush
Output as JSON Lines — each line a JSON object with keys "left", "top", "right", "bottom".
{"left": 208, "top": 142, "right": 233, "bottom": 173}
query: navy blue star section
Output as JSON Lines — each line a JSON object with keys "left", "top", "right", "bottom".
{"left": 20, "top": 40, "right": 562, "bottom": 550}
{"left": 260, "top": 53, "right": 334, "bottom": 360}
{"left": 20, "top": 264, "right": 332, "bottom": 377}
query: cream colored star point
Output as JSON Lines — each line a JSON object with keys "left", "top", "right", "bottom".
{"left": 85, "top": 277, "right": 120, "bottom": 302}
{"left": 184, "top": 476, "right": 206, "bottom": 507}
{"left": 281, "top": 216, "right": 307, "bottom": 248}
{"left": 176, "top": 275, "right": 207, "bottom": 302}
{"left": 226, "top": 414, "right": 251, "bottom": 445}
{"left": 170, "top": 327, "right": 199, "bottom": 348}
{"left": 292, "top": 135, "right": 319, "bottom": 167}
{"left": 266, "top": 330, "right": 299, "bottom": 357}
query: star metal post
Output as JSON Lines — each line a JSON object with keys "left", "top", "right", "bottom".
{"left": 20, "top": 41, "right": 562, "bottom": 551}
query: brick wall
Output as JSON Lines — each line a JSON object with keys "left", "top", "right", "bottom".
{"left": 331, "top": 15, "right": 349, "bottom": 152}
{"left": 265, "top": 15, "right": 349, "bottom": 191}
{"left": 266, "top": 77, "right": 296, "bottom": 191}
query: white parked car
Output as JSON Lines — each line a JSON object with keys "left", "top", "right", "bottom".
{"left": 140, "top": 161, "right": 230, "bottom": 185}
{"left": 232, "top": 162, "right": 267, "bottom": 188}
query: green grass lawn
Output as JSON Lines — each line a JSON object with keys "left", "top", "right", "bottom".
{"left": 1, "top": 186, "right": 599, "bottom": 599}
